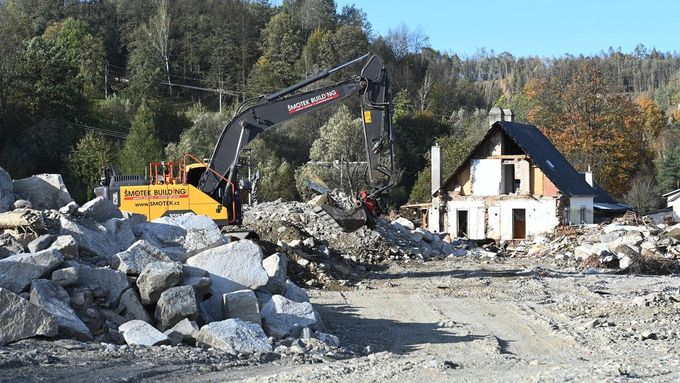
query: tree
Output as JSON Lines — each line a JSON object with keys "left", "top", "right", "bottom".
{"left": 656, "top": 144, "right": 680, "bottom": 193}
{"left": 119, "top": 103, "right": 163, "bottom": 174}
{"left": 141, "top": 0, "right": 172, "bottom": 96}
{"left": 624, "top": 175, "right": 661, "bottom": 215}
{"left": 165, "top": 106, "right": 230, "bottom": 162}
{"left": 68, "top": 132, "right": 116, "bottom": 199}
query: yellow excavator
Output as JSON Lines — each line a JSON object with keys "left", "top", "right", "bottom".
{"left": 95, "top": 53, "right": 396, "bottom": 232}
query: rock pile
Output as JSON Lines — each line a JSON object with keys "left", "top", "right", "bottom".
{"left": 0, "top": 168, "right": 341, "bottom": 359}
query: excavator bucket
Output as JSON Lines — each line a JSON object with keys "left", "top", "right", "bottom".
{"left": 313, "top": 204, "right": 368, "bottom": 233}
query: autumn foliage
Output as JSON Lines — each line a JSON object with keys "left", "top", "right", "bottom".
{"left": 525, "top": 62, "right": 665, "bottom": 198}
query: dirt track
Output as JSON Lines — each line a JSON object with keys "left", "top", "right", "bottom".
{"left": 2, "top": 257, "right": 679, "bottom": 382}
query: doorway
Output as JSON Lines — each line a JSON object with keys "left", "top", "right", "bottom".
{"left": 457, "top": 210, "right": 468, "bottom": 238}
{"left": 512, "top": 208, "right": 526, "bottom": 239}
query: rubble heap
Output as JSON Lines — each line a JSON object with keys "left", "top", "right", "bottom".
{"left": 0, "top": 168, "right": 340, "bottom": 360}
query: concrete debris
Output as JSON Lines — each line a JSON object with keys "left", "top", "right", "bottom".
{"left": 0, "top": 249, "right": 64, "bottom": 293}
{"left": 77, "top": 196, "right": 124, "bottom": 222}
{"left": 12, "top": 174, "right": 73, "bottom": 210}
{"left": 119, "top": 320, "right": 170, "bottom": 346}
{"left": 155, "top": 285, "right": 198, "bottom": 331}
{"left": 223, "top": 289, "right": 261, "bottom": 325}
{"left": 0, "top": 287, "right": 58, "bottom": 345}
{"left": 0, "top": 167, "right": 14, "bottom": 213}
{"left": 260, "top": 295, "right": 319, "bottom": 338}
{"left": 30, "top": 279, "right": 92, "bottom": 341}
{"left": 111, "top": 240, "right": 172, "bottom": 275}
{"left": 136, "top": 261, "right": 183, "bottom": 305}
{"left": 196, "top": 318, "right": 272, "bottom": 354}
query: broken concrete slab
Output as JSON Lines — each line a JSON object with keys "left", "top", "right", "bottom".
{"left": 119, "top": 320, "right": 170, "bottom": 346}
{"left": 73, "top": 265, "right": 129, "bottom": 307}
{"left": 196, "top": 318, "right": 272, "bottom": 354}
{"left": 262, "top": 252, "right": 287, "bottom": 295}
{"left": 283, "top": 280, "right": 309, "bottom": 303}
{"left": 223, "top": 289, "right": 261, "bottom": 325}
{"left": 0, "top": 287, "right": 58, "bottom": 345}
{"left": 111, "top": 240, "right": 172, "bottom": 276}
{"left": 136, "top": 261, "right": 183, "bottom": 305}
{"left": 27, "top": 234, "right": 53, "bottom": 253}
{"left": 116, "top": 288, "right": 152, "bottom": 323}
{"left": 77, "top": 196, "right": 123, "bottom": 222}
{"left": 137, "top": 213, "right": 226, "bottom": 261}
{"left": 48, "top": 235, "right": 78, "bottom": 258}
{"left": 260, "top": 295, "right": 318, "bottom": 338}
{"left": 0, "top": 249, "right": 64, "bottom": 293}
{"left": 30, "top": 279, "right": 92, "bottom": 341}
{"left": 0, "top": 167, "right": 14, "bottom": 213}
{"left": 12, "top": 174, "right": 73, "bottom": 211}
{"left": 155, "top": 285, "right": 198, "bottom": 331}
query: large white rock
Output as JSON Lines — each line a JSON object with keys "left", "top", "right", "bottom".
{"left": 136, "top": 261, "right": 183, "bottom": 305}
{"left": 260, "top": 295, "right": 318, "bottom": 338}
{"left": 187, "top": 241, "right": 269, "bottom": 321}
{"left": 196, "top": 318, "right": 272, "bottom": 354}
{"left": 119, "top": 320, "right": 170, "bottom": 346}
{"left": 111, "top": 240, "right": 172, "bottom": 275}
{"left": 74, "top": 265, "right": 130, "bottom": 307}
{"left": 223, "top": 289, "right": 260, "bottom": 325}
{"left": 0, "top": 249, "right": 64, "bottom": 293}
{"left": 262, "top": 252, "right": 287, "bottom": 294}
{"left": 30, "top": 279, "right": 92, "bottom": 341}
{"left": 0, "top": 166, "right": 13, "bottom": 213}
{"left": 392, "top": 217, "right": 415, "bottom": 231}
{"left": 77, "top": 196, "right": 123, "bottom": 222}
{"left": 12, "top": 174, "right": 73, "bottom": 210}
{"left": 59, "top": 216, "right": 132, "bottom": 259}
{"left": 283, "top": 280, "right": 309, "bottom": 303}
{"left": 137, "top": 213, "right": 226, "bottom": 261}
{"left": 0, "top": 287, "right": 58, "bottom": 345}
{"left": 155, "top": 285, "right": 198, "bottom": 331}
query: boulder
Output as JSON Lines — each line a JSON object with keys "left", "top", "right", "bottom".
{"left": 59, "top": 216, "right": 130, "bottom": 259}
{"left": 167, "top": 318, "right": 199, "bottom": 345}
{"left": 0, "top": 167, "right": 13, "bottom": 213}
{"left": 102, "top": 218, "right": 136, "bottom": 252}
{"left": 27, "top": 234, "right": 53, "bottom": 253}
{"left": 111, "top": 240, "right": 172, "bottom": 275}
{"left": 155, "top": 285, "right": 198, "bottom": 331}
{"left": 261, "top": 252, "right": 287, "bottom": 294}
{"left": 116, "top": 288, "right": 152, "bottom": 323}
{"left": 187, "top": 241, "right": 268, "bottom": 320}
{"left": 119, "top": 320, "right": 170, "bottom": 346}
{"left": 0, "top": 249, "right": 64, "bottom": 293}
{"left": 137, "top": 213, "right": 226, "bottom": 261}
{"left": 415, "top": 227, "right": 434, "bottom": 242}
{"left": 283, "top": 280, "right": 309, "bottom": 303}
{"left": 30, "top": 279, "right": 92, "bottom": 341}
{"left": 0, "top": 233, "right": 24, "bottom": 259}
{"left": 196, "top": 318, "right": 272, "bottom": 354}
{"left": 314, "top": 331, "right": 340, "bottom": 347}
{"left": 136, "top": 261, "right": 183, "bottom": 305}
{"left": 392, "top": 217, "right": 415, "bottom": 231}
{"left": 223, "top": 289, "right": 260, "bottom": 325}
{"left": 48, "top": 235, "right": 79, "bottom": 258}
{"left": 668, "top": 224, "right": 680, "bottom": 241}
{"left": 12, "top": 174, "right": 73, "bottom": 210}
{"left": 260, "top": 295, "right": 318, "bottom": 338}
{"left": 0, "top": 287, "right": 58, "bottom": 345}
{"left": 58, "top": 201, "right": 79, "bottom": 215}
{"left": 74, "top": 265, "right": 129, "bottom": 307}
{"left": 77, "top": 196, "right": 123, "bottom": 222}
{"left": 181, "top": 265, "right": 211, "bottom": 299}
{"left": 13, "top": 199, "right": 32, "bottom": 209}
{"left": 51, "top": 267, "right": 79, "bottom": 287}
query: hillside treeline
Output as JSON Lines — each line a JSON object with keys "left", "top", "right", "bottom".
{"left": 0, "top": 0, "right": 678, "bottom": 211}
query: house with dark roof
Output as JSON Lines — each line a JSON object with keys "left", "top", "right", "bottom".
{"left": 429, "top": 119, "right": 599, "bottom": 240}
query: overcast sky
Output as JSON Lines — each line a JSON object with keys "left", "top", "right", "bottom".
{"left": 335, "top": 0, "right": 678, "bottom": 57}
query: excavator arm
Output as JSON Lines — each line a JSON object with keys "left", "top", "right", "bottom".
{"left": 197, "top": 54, "right": 395, "bottom": 229}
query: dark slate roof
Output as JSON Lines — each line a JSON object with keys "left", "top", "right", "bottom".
{"left": 441, "top": 121, "right": 595, "bottom": 197}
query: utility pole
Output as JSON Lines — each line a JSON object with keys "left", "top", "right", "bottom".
{"left": 104, "top": 62, "right": 109, "bottom": 98}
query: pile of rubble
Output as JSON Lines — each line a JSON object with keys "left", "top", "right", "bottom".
{"left": 504, "top": 217, "right": 680, "bottom": 274}
{"left": 0, "top": 168, "right": 340, "bottom": 359}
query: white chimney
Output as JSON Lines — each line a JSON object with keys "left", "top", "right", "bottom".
{"left": 583, "top": 165, "right": 593, "bottom": 187}
{"left": 431, "top": 143, "right": 441, "bottom": 195}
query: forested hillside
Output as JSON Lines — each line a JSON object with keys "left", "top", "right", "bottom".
{"left": 0, "top": 0, "right": 678, "bottom": 211}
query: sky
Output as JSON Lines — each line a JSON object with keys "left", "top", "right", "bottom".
{"left": 334, "top": 0, "right": 679, "bottom": 57}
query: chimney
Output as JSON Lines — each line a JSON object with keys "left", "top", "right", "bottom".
{"left": 488, "top": 107, "right": 503, "bottom": 128}
{"left": 502, "top": 108, "right": 514, "bottom": 122}
{"left": 431, "top": 143, "right": 441, "bottom": 195}
{"left": 583, "top": 165, "right": 593, "bottom": 187}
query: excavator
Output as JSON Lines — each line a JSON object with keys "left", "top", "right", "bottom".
{"left": 95, "top": 53, "right": 396, "bottom": 232}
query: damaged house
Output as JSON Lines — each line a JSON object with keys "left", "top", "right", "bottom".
{"left": 429, "top": 119, "right": 601, "bottom": 241}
